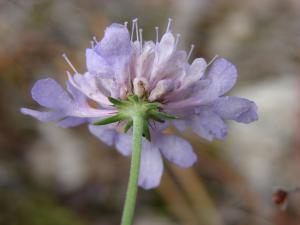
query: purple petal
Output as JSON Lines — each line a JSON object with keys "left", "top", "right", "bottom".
{"left": 139, "top": 140, "right": 163, "bottom": 190}
{"left": 20, "top": 108, "right": 64, "bottom": 122}
{"left": 164, "top": 79, "right": 213, "bottom": 109}
{"left": 135, "top": 41, "right": 155, "bottom": 78}
{"left": 31, "top": 78, "right": 73, "bottom": 110}
{"left": 66, "top": 80, "right": 87, "bottom": 106}
{"left": 115, "top": 133, "right": 132, "bottom": 156}
{"left": 88, "top": 124, "right": 118, "bottom": 146}
{"left": 86, "top": 48, "right": 113, "bottom": 77}
{"left": 191, "top": 108, "right": 228, "bottom": 141}
{"left": 182, "top": 58, "right": 207, "bottom": 88}
{"left": 206, "top": 58, "right": 237, "bottom": 96}
{"left": 57, "top": 117, "right": 87, "bottom": 128}
{"left": 156, "top": 135, "right": 197, "bottom": 168}
{"left": 172, "top": 120, "right": 188, "bottom": 132}
{"left": 97, "top": 23, "right": 131, "bottom": 59}
{"left": 68, "top": 72, "right": 111, "bottom": 106}
{"left": 158, "top": 32, "right": 175, "bottom": 63}
{"left": 213, "top": 96, "right": 258, "bottom": 123}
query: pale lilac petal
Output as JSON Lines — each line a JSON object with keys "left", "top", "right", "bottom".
{"left": 156, "top": 135, "right": 197, "bottom": 168}
{"left": 93, "top": 24, "right": 131, "bottom": 85}
{"left": 97, "top": 23, "right": 131, "bottom": 59}
{"left": 139, "top": 140, "right": 163, "bottom": 190}
{"left": 159, "top": 50, "right": 187, "bottom": 81}
{"left": 158, "top": 32, "right": 175, "bottom": 63}
{"left": 66, "top": 80, "right": 87, "bottom": 106}
{"left": 164, "top": 79, "right": 213, "bottom": 109}
{"left": 152, "top": 121, "right": 169, "bottom": 132}
{"left": 88, "top": 124, "right": 118, "bottom": 146}
{"left": 68, "top": 72, "right": 111, "bottom": 106}
{"left": 135, "top": 41, "right": 155, "bottom": 78}
{"left": 21, "top": 108, "right": 64, "bottom": 122}
{"left": 191, "top": 109, "right": 228, "bottom": 141}
{"left": 86, "top": 48, "right": 113, "bottom": 77}
{"left": 57, "top": 117, "right": 87, "bottom": 128}
{"left": 113, "top": 131, "right": 165, "bottom": 189}
{"left": 31, "top": 78, "right": 73, "bottom": 110}
{"left": 213, "top": 96, "right": 258, "bottom": 123}
{"left": 68, "top": 107, "right": 116, "bottom": 118}
{"left": 182, "top": 58, "right": 207, "bottom": 88}
{"left": 115, "top": 133, "right": 132, "bottom": 156}
{"left": 206, "top": 58, "right": 237, "bottom": 95}
{"left": 172, "top": 120, "right": 188, "bottom": 132}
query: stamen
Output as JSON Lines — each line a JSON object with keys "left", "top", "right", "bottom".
{"left": 187, "top": 44, "right": 195, "bottom": 61}
{"left": 66, "top": 70, "right": 72, "bottom": 78}
{"left": 139, "top": 29, "right": 143, "bottom": 49}
{"left": 206, "top": 54, "right": 219, "bottom": 67}
{"left": 124, "top": 21, "right": 128, "bottom": 28}
{"left": 135, "top": 18, "right": 139, "bottom": 42}
{"left": 166, "top": 18, "right": 173, "bottom": 33}
{"left": 93, "top": 36, "right": 98, "bottom": 43}
{"left": 90, "top": 41, "right": 95, "bottom": 48}
{"left": 175, "top": 33, "right": 181, "bottom": 49}
{"left": 131, "top": 18, "right": 138, "bottom": 41}
{"left": 155, "top": 26, "right": 159, "bottom": 44}
{"left": 66, "top": 70, "right": 77, "bottom": 87}
{"left": 62, "top": 54, "right": 79, "bottom": 74}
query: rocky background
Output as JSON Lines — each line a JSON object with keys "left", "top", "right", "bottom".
{"left": 0, "top": 0, "right": 300, "bottom": 224}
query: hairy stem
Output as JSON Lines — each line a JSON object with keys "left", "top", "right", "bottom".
{"left": 120, "top": 115, "right": 143, "bottom": 225}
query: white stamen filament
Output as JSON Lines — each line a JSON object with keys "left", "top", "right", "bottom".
{"left": 155, "top": 26, "right": 159, "bottom": 44}
{"left": 135, "top": 18, "right": 139, "bottom": 42}
{"left": 206, "top": 54, "right": 219, "bottom": 67}
{"left": 131, "top": 18, "right": 138, "bottom": 41}
{"left": 90, "top": 41, "right": 95, "bottom": 48}
{"left": 62, "top": 54, "right": 79, "bottom": 74}
{"left": 187, "top": 44, "right": 195, "bottom": 61}
{"left": 175, "top": 33, "right": 181, "bottom": 49}
{"left": 166, "top": 18, "right": 172, "bottom": 33}
{"left": 139, "top": 29, "right": 143, "bottom": 50}
{"left": 124, "top": 21, "right": 128, "bottom": 28}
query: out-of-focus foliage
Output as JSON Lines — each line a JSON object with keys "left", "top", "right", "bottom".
{"left": 1, "top": 0, "right": 300, "bottom": 225}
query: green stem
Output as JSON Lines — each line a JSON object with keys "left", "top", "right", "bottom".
{"left": 120, "top": 115, "right": 144, "bottom": 225}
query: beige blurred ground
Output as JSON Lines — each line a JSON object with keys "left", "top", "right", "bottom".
{"left": 0, "top": 0, "right": 300, "bottom": 225}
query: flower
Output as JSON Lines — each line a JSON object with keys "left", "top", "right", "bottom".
{"left": 21, "top": 18, "right": 258, "bottom": 189}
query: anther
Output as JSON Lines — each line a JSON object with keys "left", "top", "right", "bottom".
{"left": 124, "top": 21, "right": 128, "bottom": 28}
{"left": 187, "top": 44, "right": 195, "bottom": 61}
{"left": 62, "top": 54, "right": 79, "bottom": 74}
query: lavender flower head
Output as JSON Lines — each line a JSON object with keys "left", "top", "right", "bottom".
{"left": 21, "top": 18, "right": 258, "bottom": 189}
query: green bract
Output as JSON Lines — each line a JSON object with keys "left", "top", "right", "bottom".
{"left": 93, "top": 95, "right": 177, "bottom": 141}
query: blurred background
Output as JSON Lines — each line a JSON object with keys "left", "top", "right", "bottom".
{"left": 1, "top": 0, "right": 300, "bottom": 224}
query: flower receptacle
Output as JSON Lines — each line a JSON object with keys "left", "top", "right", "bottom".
{"left": 93, "top": 95, "right": 177, "bottom": 141}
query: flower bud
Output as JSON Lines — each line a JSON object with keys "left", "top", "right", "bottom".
{"left": 133, "top": 77, "right": 148, "bottom": 97}
{"left": 148, "top": 79, "right": 173, "bottom": 102}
